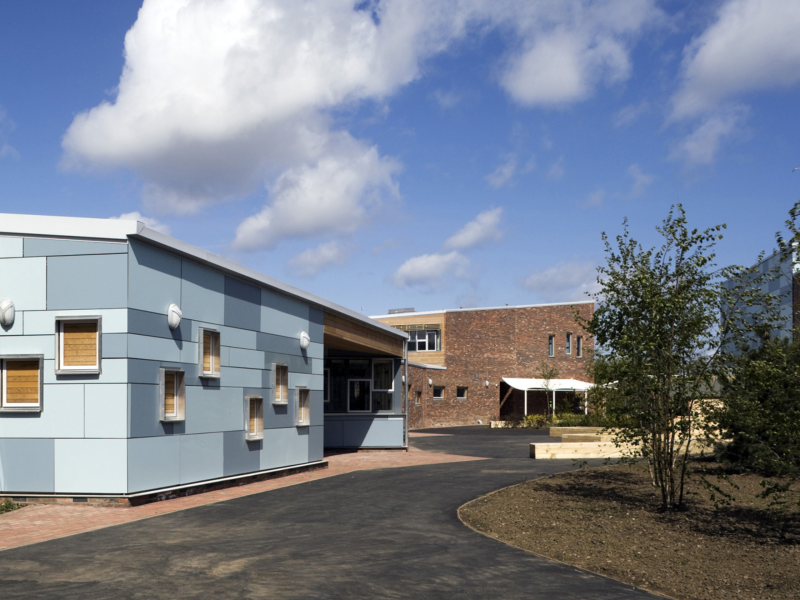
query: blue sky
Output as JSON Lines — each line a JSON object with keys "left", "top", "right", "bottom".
{"left": 1, "top": 0, "right": 799, "bottom": 316}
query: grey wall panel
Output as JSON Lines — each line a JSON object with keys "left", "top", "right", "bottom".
{"left": 308, "top": 425, "right": 324, "bottom": 462}
{"left": 310, "top": 390, "right": 324, "bottom": 427}
{"left": 263, "top": 351, "right": 311, "bottom": 374}
{"left": 0, "top": 384, "right": 83, "bottom": 438}
{"left": 0, "top": 309, "right": 22, "bottom": 336}
{"left": 102, "top": 333, "right": 127, "bottom": 358}
{"left": 0, "top": 438, "right": 54, "bottom": 492}
{"left": 129, "top": 383, "right": 173, "bottom": 438}
{"left": 342, "top": 417, "right": 404, "bottom": 447}
{"left": 184, "top": 385, "right": 244, "bottom": 434}
{"left": 0, "top": 257, "right": 46, "bottom": 310}
{"left": 0, "top": 236, "right": 23, "bottom": 258}
{"left": 24, "top": 309, "right": 128, "bottom": 335}
{"left": 257, "top": 332, "right": 322, "bottom": 359}
{"left": 0, "top": 334, "right": 54, "bottom": 359}
{"left": 127, "top": 436, "right": 181, "bottom": 493}
{"left": 289, "top": 372, "right": 323, "bottom": 392}
{"left": 222, "top": 430, "right": 260, "bottom": 477}
{"left": 181, "top": 259, "right": 225, "bottom": 326}
{"left": 128, "top": 334, "right": 182, "bottom": 363}
{"left": 128, "top": 308, "right": 191, "bottom": 341}
{"left": 195, "top": 323, "right": 257, "bottom": 351}
{"left": 54, "top": 439, "right": 127, "bottom": 494}
{"left": 311, "top": 358, "right": 323, "bottom": 376}
{"left": 264, "top": 395, "right": 293, "bottom": 430}
{"left": 260, "top": 426, "right": 309, "bottom": 471}
{"left": 23, "top": 238, "right": 127, "bottom": 257}
{"left": 393, "top": 358, "right": 403, "bottom": 415}
{"left": 179, "top": 433, "right": 224, "bottom": 484}
{"left": 85, "top": 383, "right": 128, "bottom": 438}
{"left": 323, "top": 419, "right": 343, "bottom": 448}
{"left": 47, "top": 254, "right": 128, "bottom": 310}
{"left": 44, "top": 358, "right": 127, "bottom": 384}
{"left": 127, "top": 358, "right": 160, "bottom": 384}
{"left": 224, "top": 276, "right": 261, "bottom": 331}
{"left": 219, "top": 366, "right": 263, "bottom": 388}
{"left": 128, "top": 240, "right": 182, "bottom": 314}
{"left": 226, "top": 347, "right": 265, "bottom": 370}
{"left": 261, "top": 288, "right": 309, "bottom": 338}
{"left": 309, "top": 307, "right": 324, "bottom": 343}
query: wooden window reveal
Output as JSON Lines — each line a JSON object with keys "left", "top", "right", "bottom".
{"left": 5, "top": 360, "right": 40, "bottom": 405}
{"left": 161, "top": 369, "right": 185, "bottom": 422}
{"left": 201, "top": 330, "right": 220, "bottom": 376}
{"left": 164, "top": 371, "right": 177, "bottom": 417}
{"left": 245, "top": 395, "right": 263, "bottom": 440}
{"left": 297, "top": 388, "right": 309, "bottom": 425}
{"left": 249, "top": 397, "right": 262, "bottom": 435}
{"left": 275, "top": 365, "right": 288, "bottom": 403}
{"left": 62, "top": 321, "right": 98, "bottom": 368}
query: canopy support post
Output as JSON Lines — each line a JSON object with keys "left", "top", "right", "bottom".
{"left": 552, "top": 390, "right": 556, "bottom": 418}
{"left": 584, "top": 391, "right": 588, "bottom": 415}
{"left": 524, "top": 389, "right": 528, "bottom": 417}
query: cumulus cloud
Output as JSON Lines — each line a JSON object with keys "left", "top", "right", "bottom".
{"left": 391, "top": 251, "right": 470, "bottom": 292}
{"left": 669, "top": 106, "right": 748, "bottom": 165}
{"left": 521, "top": 261, "right": 599, "bottom": 302}
{"left": 626, "top": 164, "right": 653, "bottom": 197}
{"left": 110, "top": 211, "right": 171, "bottom": 235}
{"left": 288, "top": 241, "right": 353, "bottom": 277}
{"left": 485, "top": 156, "right": 517, "bottom": 188}
{"left": 431, "top": 89, "right": 461, "bottom": 108}
{"left": 61, "top": 0, "right": 660, "bottom": 248}
{"left": 445, "top": 208, "right": 503, "bottom": 250}
{"left": 613, "top": 100, "right": 649, "bottom": 127}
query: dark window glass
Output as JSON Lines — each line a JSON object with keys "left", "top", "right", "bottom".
{"left": 427, "top": 330, "right": 439, "bottom": 351}
{"left": 373, "top": 360, "right": 393, "bottom": 390}
{"left": 566, "top": 333, "right": 572, "bottom": 355}
{"left": 348, "top": 380, "right": 371, "bottom": 411}
{"left": 348, "top": 359, "right": 370, "bottom": 379}
{"left": 548, "top": 335, "right": 554, "bottom": 357}
{"left": 373, "top": 391, "right": 392, "bottom": 411}
{"left": 457, "top": 387, "right": 468, "bottom": 400}
{"left": 433, "top": 386, "right": 444, "bottom": 399}
{"left": 576, "top": 336, "right": 583, "bottom": 358}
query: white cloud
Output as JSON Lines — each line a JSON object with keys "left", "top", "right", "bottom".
{"left": 672, "top": 0, "right": 800, "bottom": 120}
{"left": 521, "top": 261, "right": 599, "bottom": 302}
{"left": 431, "top": 89, "right": 461, "bottom": 108}
{"left": 584, "top": 189, "right": 605, "bottom": 207}
{"left": 669, "top": 106, "right": 748, "bottom": 165}
{"left": 626, "top": 164, "right": 653, "bottom": 197}
{"left": 613, "top": 100, "right": 649, "bottom": 127}
{"left": 0, "top": 144, "right": 19, "bottom": 160}
{"left": 288, "top": 241, "right": 353, "bottom": 277}
{"left": 109, "top": 211, "right": 170, "bottom": 235}
{"left": 485, "top": 156, "right": 517, "bottom": 188}
{"left": 547, "top": 157, "right": 565, "bottom": 180}
{"left": 391, "top": 251, "right": 469, "bottom": 292}
{"left": 445, "top": 208, "right": 503, "bottom": 250}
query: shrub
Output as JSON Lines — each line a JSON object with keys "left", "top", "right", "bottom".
{"left": 0, "top": 499, "right": 19, "bottom": 514}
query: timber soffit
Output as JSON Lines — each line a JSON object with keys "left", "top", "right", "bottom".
{"left": 0, "top": 213, "right": 406, "bottom": 341}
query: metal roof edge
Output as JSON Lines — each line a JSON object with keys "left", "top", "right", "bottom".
{"left": 408, "top": 361, "right": 447, "bottom": 370}
{"left": 0, "top": 213, "right": 140, "bottom": 241}
{"left": 371, "top": 300, "right": 595, "bottom": 319}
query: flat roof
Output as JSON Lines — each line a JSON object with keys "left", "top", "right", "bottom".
{"left": 0, "top": 213, "right": 405, "bottom": 340}
{"left": 370, "top": 300, "right": 594, "bottom": 320}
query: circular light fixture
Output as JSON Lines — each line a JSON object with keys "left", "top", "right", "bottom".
{"left": 428, "top": 378, "right": 433, "bottom": 386}
{"left": 299, "top": 331, "right": 311, "bottom": 351}
{"left": 0, "top": 298, "right": 15, "bottom": 327}
{"left": 485, "top": 380, "right": 489, "bottom": 387}
{"left": 167, "top": 304, "right": 182, "bottom": 330}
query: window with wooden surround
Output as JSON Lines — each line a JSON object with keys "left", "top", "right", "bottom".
{"left": 415, "top": 391, "right": 421, "bottom": 405}
{"left": 296, "top": 387, "right": 310, "bottom": 426}
{"left": 160, "top": 369, "right": 185, "bottom": 422}
{"left": 457, "top": 386, "right": 468, "bottom": 401}
{"left": 272, "top": 363, "right": 289, "bottom": 404}
{"left": 566, "top": 333, "right": 572, "bottom": 355}
{"left": 576, "top": 336, "right": 583, "bottom": 358}
{"left": 245, "top": 395, "right": 263, "bottom": 440}
{"left": 199, "top": 328, "right": 221, "bottom": 378}
{"left": 56, "top": 317, "right": 101, "bottom": 374}
{"left": 372, "top": 359, "right": 393, "bottom": 411}
{"left": 433, "top": 386, "right": 444, "bottom": 400}
{"left": 0, "top": 356, "right": 43, "bottom": 412}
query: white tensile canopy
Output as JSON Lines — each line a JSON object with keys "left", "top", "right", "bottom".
{"left": 501, "top": 378, "right": 595, "bottom": 416}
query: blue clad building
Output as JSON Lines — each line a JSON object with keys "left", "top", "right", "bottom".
{"left": 0, "top": 214, "right": 408, "bottom": 501}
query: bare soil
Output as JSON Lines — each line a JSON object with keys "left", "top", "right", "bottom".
{"left": 459, "top": 462, "right": 800, "bottom": 600}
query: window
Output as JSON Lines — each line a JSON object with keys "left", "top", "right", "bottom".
{"left": 373, "top": 359, "right": 393, "bottom": 411}
{"left": 0, "top": 356, "right": 43, "bottom": 412}
{"left": 457, "top": 386, "right": 468, "bottom": 401}
{"left": 198, "top": 328, "right": 220, "bottom": 378}
{"left": 56, "top": 317, "right": 100, "bottom": 374}
{"left": 272, "top": 363, "right": 289, "bottom": 404}
{"left": 245, "top": 395, "right": 263, "bottom": 440}
{"left": 566, "top": 333, "right": 572, "bottom": 355}
{"left": 548, "top": 335, "right": 554, "bottom": 357}
{"left": 407, "top": 328, "right": 441, "bottom": 352}
{"left": 323, "top": 369, "right": 330, "bottom": 403}
{"left": 415, "top": 391, "right": 421, "bottom": 405}
{"left": 296, "top": 387, "right": 310, "bottom": 426}
{"left": 576, "top": 336, "right": 583, "bottom": 358}
{"left": 348, "top": 379, "right": 371, "bottom": 412}
{"left": 433, "top": 386, "right": 444, "bottom": 400}
{"left": 160, "top": 369, "right": 185, "bottom": 422}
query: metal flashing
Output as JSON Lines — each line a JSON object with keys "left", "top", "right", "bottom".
{"left": 370, "top": 299, "right": 595, "bottom": 320}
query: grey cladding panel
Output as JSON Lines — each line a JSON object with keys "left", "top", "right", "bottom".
{"left": 0, "top": 438, "right": 54, "bottom": 492}
{"left": 129, "top": 308, "right": 191, "bottom": 341}
{"left": 224, "top": 276, "right": 261, "bottom": 331}
{"left": 24, "top": 238, "right": 128, "bottom": 257}
{"left": 222, "top": 430, "right": 260, "bottom": 477}
{"left": 128, "top": 240, "right": 182, "bottom": 314}
{"left": 181, "top": 259, "right": 225, "bottom": 325}
{"left": 47, "top": 253, "right": 128, "bottom": 309}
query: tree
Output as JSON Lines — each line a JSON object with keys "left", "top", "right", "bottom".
{"left": 534, "top": 361, "right": 559, "bottom": 416}
{"left": 579, "top": 205, "right": 784, "bottom": 510}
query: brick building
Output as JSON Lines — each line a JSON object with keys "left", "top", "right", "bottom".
{"left": 372, "top": 302, "right": 594, "bottom": 428}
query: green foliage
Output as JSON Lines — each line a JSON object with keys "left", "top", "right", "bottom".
{"left": 0, "top": 499, "right": 19, "bottom": 514}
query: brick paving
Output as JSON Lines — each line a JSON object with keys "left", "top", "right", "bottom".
{"left": 0, "top": 445, "right": 482, "bottom": 552}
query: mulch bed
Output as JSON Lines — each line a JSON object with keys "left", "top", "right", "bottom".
{"left": 459, "top": 462, "right": 800, "bottom": 600}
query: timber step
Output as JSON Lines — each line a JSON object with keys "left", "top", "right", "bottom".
{"left": 549, "top": 426, "right": 604, "bottom": 437}
{"left": 561, "top": 433, "right": 615, "bottom": 443}
{"left": 530, "top": 442, "right": 628, "bottom": 459}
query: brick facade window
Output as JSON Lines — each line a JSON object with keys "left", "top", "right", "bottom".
{"left": 548, "top": 335, "right": 554, "bottom": 357}
{"left": 566, "top": 332, "right": 572, "bottom": 355}
{"left": 576, "top": 336, "right": 583, "bottom": 358}
{"left": 433, "top": 386, "right": 444, "bottom": 400}
{"left": 457, "top": 386, "right": 468, "bottom": 401}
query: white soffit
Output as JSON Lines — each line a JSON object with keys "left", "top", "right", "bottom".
{"left": 502, "top": 377, "right": 594, "bottom": 391}
{"left": 0, "top": 213, "right": 142, "bottom": 241}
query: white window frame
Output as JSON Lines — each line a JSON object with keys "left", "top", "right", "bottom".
{"left": 432, "top": 385, "right": 445, "bottom": 400}
{"left": 566, "top": 332, "right": 572, "bottom": 356}
{"left": 272, "top": 363, "right": 289, "bottom": 405}
{"left": 407, "top": 329, "right": 441, "bottom": 352}
{"left": 0, "top": 355, "right": 44, "bottom": 412}
{"left": 244, "top": 395, "right": 264, "bottom": 440}
{"left": 198, "top": 327, "right": 221, "bottom": 379}
{"left": 159, "top": 368, "right": 185, "bottom": 422}
{"left": 548, "top": 335, "right": 555, "bottom": 358}
{"left": 456, "top": 386, "right": 468, "bottom": 401}
{"left": 55, "top": 316, "right": 102, "bottom": 375}
{"left": 576, "top": 336, "right": 583, "bottom": 358}
{"left": 347, "top": 378, "right": 372, "bottom": 413}
{"left": 323, "top": 368, "right": 330, "bottom": 403}
{"left": 372, "top": 359, "right": 394, "bottom": 412}
{"left": 295, "top": 386, "right": 310, "bottom": 426}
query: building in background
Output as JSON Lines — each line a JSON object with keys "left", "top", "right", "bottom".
{"left": 372, "top": 302, "right": 593, "bottom": 428}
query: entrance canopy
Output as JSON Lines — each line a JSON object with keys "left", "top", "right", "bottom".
{"left": 502, "top": 378, "right": 594, "bottom": 392}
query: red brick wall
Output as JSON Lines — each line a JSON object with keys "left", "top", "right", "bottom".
{"left": 406, "top": 304, "right": 594, "bottom": 428}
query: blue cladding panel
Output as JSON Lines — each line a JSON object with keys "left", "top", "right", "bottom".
{"left": 24, "top": 309, "right": 128, "bottom": 335}
{"left": 324, "top": 416, "right": 405, "bottom": 448}
{"left": 220, "top": 366, "right": 263, "bottom": 388}
{"left": 260, "top": 426, "right": 309, "bottom": 470}
{"left": 85, "top": 384, "right": 128, "bottom": 438}
{"left": 0, "top": 334, "right": 54, "bottom": 359}
{"left": 0, "top": 257, "right": 46, "bottom": 310}
{"left": 224, "top": 277, "right": 260, "bottom": 331}
{"left": 309, "top": 307, "right": 323, "bottom": 343}
{"left": 264, "top": 397, "right": 293, "bottom": 430}
{"left": 0, "top": 384, "right": 83, "bottom": 438}
{"left": 263, "top": 351, "right": 311, "bottom": 374}
{"left": 0, "top": 236, "right": 23, "bottom": 258}
{"left": 184, "top": 385, "right": 244, "bottom": 434}
{"left": 261, "top": 288, "right": 309, "bottom": 338}
{"left": 127, "top": 358, "right": 161, "bottom": 384}
{"left": 128, "top": 240, "right": 182, "bottom": 314}
{"left": 222, "top": 430, "right": 260, "bottom": 476}
{"left": 128, "top": 334, "right": 182, "bottom": 363}
{"left": 44, "top": 358, "right": 127, "bottom": 384}
{"left": 102, "top": 334, "right": 127, "bottom": 358}
{"left": 216, "top": 325, "right": 258, "bottom": 350}
{"left": 23, "top": 238, "right": 127, "bottom": 257}
{"left": 257, "top": 332, "right": 322, "bottom": 359}
{"left": 0, "top": 310, "right": 22, "bottom": 336}
{"left": 311, "top": 358, "right": 323, "bottom": 375}
{"left": 128, "top": 308, "right": 191, "bottom": 342}
{"left": 289, "top": 373, "right": 323, "bottom": 391}
{"left": 226, "top": 347, "right": 265, "bottom": 370}
{"left": 127, "top": 436, "right": 181, "bottom": 493}
{"left": 180, "top": 433, "right": 224, "bottom": 484}
{"left": 0, "top": 438, "right": 54, "bottom": 492}
{"left": 323, "top": 419, "right": 343, "bottom": 448}
{"left": 309, "top": 390, "right": 324, "bottom": 427}
{"left": 308, "top": 425, "right": 324, "bottom": 462}
{"left": 129, "top": 383, "right": 174, "bottom": 438}
{"left": 54, "top": 439, "right": 127, "bottom": 494}
{"left": 181, "top": 260, "right": 225, "bottom": 325}
{"left": 47, "top": 254, "right": 128, "bottom": 309}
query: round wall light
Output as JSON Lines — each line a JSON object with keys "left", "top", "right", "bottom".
{"left": 167, "top": 304, "right": 182, "bottom": 330}
{"left": 0, "top": 298, "right": 15, "bottom": 327}
{"left": 299, "top": 331, "right": 311, "bottom": 351}
{"left": 428, "top": 378, "right": 433, "bottom": 386}
{"left": 485, "top": 380, "right": 490, "bottom": 387}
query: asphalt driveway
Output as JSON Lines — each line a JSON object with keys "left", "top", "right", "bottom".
{"left": 1, "top": 429, "right": 658, "bottom": 599}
